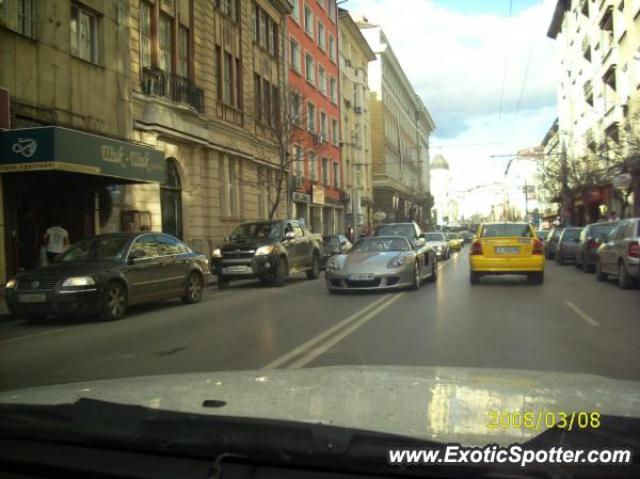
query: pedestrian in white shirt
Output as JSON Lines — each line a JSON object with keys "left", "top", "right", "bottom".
{"left": 43, "top": 225, "right": 69, "bottom": 263}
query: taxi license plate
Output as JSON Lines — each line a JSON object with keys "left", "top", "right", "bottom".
{"left": 349, "top": 273, "right": 375, "bottom": 281}
{"left": 223, "top": 265, "right": 252, "bottom": 274}
{"left": 496, "top": 247, "right": 520, "bottom": 254}
{"left": 18, "top": 293, "right": 47, "bottom": 303}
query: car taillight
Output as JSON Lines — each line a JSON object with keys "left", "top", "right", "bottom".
{"left": 587, "top": 239, "right": 599, "bottom": 250}
{"left": 630, "top": 241, "right": 639, "bottom": 258}
{"left": 532, "top": 239, "right": 544, "bottom": 255}
{"left": 471, "top": 240, "right": 482, "bottom": 255}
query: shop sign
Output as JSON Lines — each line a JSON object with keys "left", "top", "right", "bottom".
{"left": 312, "top": 185, "right": 325, "bottom": 205}
{"left": 292, "top": 192, "right": 310, "bottom": 204}
{"left": 373, "top": 211, "right": 386, "bottom": 221}
{"left": 0, "top": 126, "right": 165, "bottom": 183}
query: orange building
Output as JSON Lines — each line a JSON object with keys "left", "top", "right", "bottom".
{"left": 288, "top": 0, "right": 344, "bottom": 234}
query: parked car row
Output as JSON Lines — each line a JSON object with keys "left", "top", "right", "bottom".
{"left": 539, "top": 218, "right": 640, "bottom": 289}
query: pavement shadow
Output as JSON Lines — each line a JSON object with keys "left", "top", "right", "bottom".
{"left": 473, "top": 276, "right": 538, "bottom": 287}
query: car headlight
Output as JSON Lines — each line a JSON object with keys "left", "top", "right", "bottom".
{"left": 62, "top": 276, "right": 95, "bottom": 287}
{"left": 212, "top": 248, "right": 222, "bottom": 258}
{"left": 388, "top": 255, "right": 407, "bottom": 268}
{"left": 326, "top": 257, "right": 342, "bottom": 271}
{"left": 255, "top": 245, "right": 275, "bottom": 256}
{"left": 5, "top": 278, "right": 16, "bottom": 289}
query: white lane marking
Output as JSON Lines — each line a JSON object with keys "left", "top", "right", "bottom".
{"left": 0, "top": 327, "right": 70, "bottom": 345}
{"left": 565, "top": 301, "right": 600, "bottom": 327}
{"left": 286, "top": 292, "right": 407, "bottom": 369}
{"left": 261, "top": 294, "right": 392, "bottom": 370}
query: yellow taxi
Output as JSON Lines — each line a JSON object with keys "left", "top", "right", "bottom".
{"left": 447, "top": 233, "right": 463, "bottom": 252}
{"left": 469, "top": 223, "right": 544, "bottom": 285}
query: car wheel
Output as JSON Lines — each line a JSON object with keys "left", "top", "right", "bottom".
{"left": 470, "top": 272, "right": 480, "bottom": 285}
{"left": 217, "top": 276, "right": 230, "bottom": 289}
{"left": 306, "top": 253, "right": 320, "bottom": 280}
{"left": 427, "top": 258, "right": 437, "bottom": 283}
{"left": 618, "top": 262, "right": 634, "bottom": 290}
{"left": 182, "top": 272, "right": 203, "bottom": 304}
{"left": 22, "top": 314, "right": 47, "bottom": 324}
{"left": 411, "top": 261, "right": 421, "bottom": 290}
{"left": 596, "top": 261, "right": 608, "bottom": 282}
{"left": 272, "top": 257, "right": 287, "bottom": 287}
{"left": 99, "top": 281, "right": 127, "bottom": 321}
{"left": 528, "top": 272, "right": 544, "bottom": 285}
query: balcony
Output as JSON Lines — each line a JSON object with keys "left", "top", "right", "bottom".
{"left": 141, "top": 66, "right": 204, "bottom": 113}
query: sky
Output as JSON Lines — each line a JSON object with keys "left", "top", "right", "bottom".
{"left": 345, "top": 0, "right": 560, "bottom": 218}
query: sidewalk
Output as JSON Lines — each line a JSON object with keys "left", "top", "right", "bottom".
{"left": 0, "top": 274, "right": 218, "bottom": 323}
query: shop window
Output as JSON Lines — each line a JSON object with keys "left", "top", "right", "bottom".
{"left": 161, "top": 159, "right": 183, "bottom": 239}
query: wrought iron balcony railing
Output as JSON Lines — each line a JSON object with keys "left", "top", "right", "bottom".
{"left": 141, "top": 66, "right": 204, "bottom": 113}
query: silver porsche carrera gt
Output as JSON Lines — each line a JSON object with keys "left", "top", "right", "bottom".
{"left": 325, "top": 236, "right": 437, "bottom": 292}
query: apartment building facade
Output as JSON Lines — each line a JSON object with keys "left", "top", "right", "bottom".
{"left": 338, "top": 8, "right": 376, "bottom": 235}
{"left": 357, "top": 19, "right": 435, "bottom": 228}
{"left": 548, "top": 0, "right": 640, "bottom": 222}
{"left": 288, "top": 0, "right": 344, "bottom": 235}
{"left": 0, "top": 0, "right": 292, "bottom": 283}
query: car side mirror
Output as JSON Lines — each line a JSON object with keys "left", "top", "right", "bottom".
{"left": 415, "top": 238, "right": 426, "bottom": 247}
{"left": 128, "top": 251, "right": 143, "bottom": 264}
{"left": 284, "top": 231, "right": 295, "bottom": 240}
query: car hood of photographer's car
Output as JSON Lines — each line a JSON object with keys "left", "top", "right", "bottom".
{"left": 1, "top": 366, "right": 639, "bottom": 446}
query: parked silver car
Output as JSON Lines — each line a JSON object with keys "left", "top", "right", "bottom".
{"left": 555, "top": 227, "right": 582, "bottom": 265}
{"left": 596, "top": 218, "right": 640, "bottom": 289}
{"left": 575, "top": 222, "right": 618, "bottom": 273}
{"left": 325, "top": 236, "right": 437, "bottom": 292}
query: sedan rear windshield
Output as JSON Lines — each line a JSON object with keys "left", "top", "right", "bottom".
{"left": 424, "top": 233, "right": 447, "bottom": 242}
{"left": 375, "top": 224, "right": 416, "bottom": 239}
{"left": 590, "top": 224, "right": 615, "bottom": 237}
{"left": 481, "top": 224, "right": 532, "bottom": 238}
{"left": 60, "top": 237, "right": 129, "bottom": 262}
{"left": 351, "top": 237, "right": 411, "bottom": 253}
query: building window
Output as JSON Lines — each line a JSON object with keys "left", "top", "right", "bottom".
{"left": 320, "top": 111, "right": 328, "bottom": 138}
{"left": 263, "top": 78, "right": 271, "bottom": 125}
{"left": 1, "top": 0, "right": 36, "bottom": 38}
{"left": 329, "top": 77, "right": 337, "bottom": 102}
{"left": 178, "top": 26, "right": 189, "bottom": 77}
{"left": 293, "top": 144, "right": 304, "bottom": 176}
{"left": 328, "top": 33, "right": 336, "bottom": 62}
{"left": 254, "top": 73, "right": 262, "bottom": 122}
{"left": 271, "top": 84, "right": 280, "bottom": 128}
{"left": 221, "top": 155, "right": 239, "bottom": 217}
{"left": 307, "top": 101, "right": 316, "bottom": 132}
{"left": 318, "top": 65, "right": 327, "bottom": 94}
{"left": 322, "top": 157, "right": 329, "bottom": 185}
{"left": 254, "top": 4, "right": 278, "bottom": 58}
{"left": 257, "top": 166, "right": 272, "bottom": 219}
{"left": 223, "top": 52, "right": 234, "bottom": 105}
{"left": 304, "top": 3, "right": 313, "bottom": 36}
{"left": 291, "top": 0, "right": 300, "bottom": 23}
{"left": 328, "top": 0, "right": 336, "bottom": 21}
{"left": 309, "top": 152, "right": 318, "bottom": 181}
{"left": 290, "top": 91, "right": 302, "bottom": 126}
{"left": 140, "top": 1, "right": 152, "bottom": 67}
{"left": 333, "top": 161, "right": 340, "bottom": 188}
{"left": 158, "top": 13, "right": 172, "bottom": 72}
{"left": 290, "top": 37, "right": 301, "bottom": 72}
{"left": 216, "top": 0, "right": 237, "bottom": 21}
{"left": 161, "top": 158, "right": 183, "bottom": 239}
{"left": 305, "top": 53, "right": 315, "bottom": 83}
{"left": 70, "top": 3, "right": 98, "bottom": 63}
{"left": 331, "top": 118, "right": 339, "bottom": 144}
{"left": 317, "top": 20, "right": 325, "bottom": 50}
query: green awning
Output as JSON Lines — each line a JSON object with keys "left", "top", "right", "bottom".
{"left": 0, "top": 126, "right": 165, "bottom": 183}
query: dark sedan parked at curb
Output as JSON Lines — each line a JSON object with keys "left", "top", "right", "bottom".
{"left": 544, "top": 227, "right": 564, "bottom": 260}
{"left": 596, "top": 218, "right": 640, "bottom": 289}
{"left": 555, "top": 227, "right": 582, "bottom": 265}
{"left": 325, "top": 236, "right": 437, "bottom": 292}
{"left": 575, "top": 222, "right": 618, "bottom": 273}
{"left": 4, "top": 233, "right": 210, "bottom": 323}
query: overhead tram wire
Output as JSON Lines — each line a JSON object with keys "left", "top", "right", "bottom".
{"left": 496, "top": 0, "right": 514, "bottom": 144}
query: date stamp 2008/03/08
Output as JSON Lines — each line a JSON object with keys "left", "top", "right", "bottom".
{"left": 487, "top": 410, "right": 601, "bottom": 431}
